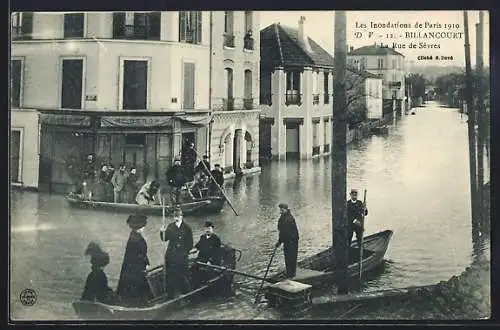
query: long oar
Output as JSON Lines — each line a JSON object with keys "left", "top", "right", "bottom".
{"left": 194, "top": 151, "right": 239, "bottom": 216}
{"left": 254, "top": 245, "right": 278, "bottom": 304}
{"left": 195, "top": 261, "right": 273, "bottom": 283}
{"left": 161, "top": 195, "right": 168, "bottom": 287}
{"left": 359, "top": 189, "right": 367, "bottom": 284}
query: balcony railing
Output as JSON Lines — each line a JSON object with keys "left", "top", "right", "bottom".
{"left": 244, "top": 37, "right": 254, "bottom": 50}
{"left": 312, "top": 146, "right": 321, "bottom": 156}
{"left": 323, "top": 144, "right": 330, "bottom": 153}
{"left": 11, "top": 27, "right": 31, "bottom": 40}
{"left": 224, "top": 34, "right": 235, "bottom": 48}
{"left": 243, "top": 98, "right": 254, "bottom": 110}
{"left": 223, "top": 98, "right": 234, "bottom": 110}
{"left": 285, "top": 91, "right": 302, "bottom": 106}
{"left": 313, "top": 94, "right": 320, "bottom": 105}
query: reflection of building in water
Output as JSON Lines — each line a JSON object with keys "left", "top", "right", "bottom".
{"left": 348, "top": 44, "right": 407, "bottom": 115}
{"left": 10, "top": 11, "right": 261, "bottom": 192}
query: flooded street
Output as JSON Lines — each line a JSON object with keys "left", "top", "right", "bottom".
{"left": 10, "top": 102, "right": 488, "bottom": 320}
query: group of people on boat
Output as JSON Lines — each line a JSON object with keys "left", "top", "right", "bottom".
{"left": 80, "top": 189, "right": 368, "bottom": 307}
{"left": 81, "top": 207, "right": 223, "bottom": 307}
{"left": 75, "top": 141, "right": 225, "bottom": 206}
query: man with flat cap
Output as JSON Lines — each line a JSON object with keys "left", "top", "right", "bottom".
{"left": 275, "top": 203, "right": 300, "bottom": 279}
{"left": 347, "top": 189, "right": 368, "bottom": 250}
{"left": 160, "top": 207, "right": 193, "bottom": 298}
{"left": 166, "top": 157, "right": 186, "bottom": 204}
{"left": 116, "top": 214, "right": 152, "bottom": 306}
{"left": 191, "top": 221, "right": 222, "bottom": 286}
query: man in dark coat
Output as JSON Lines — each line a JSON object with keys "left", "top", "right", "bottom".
{"left": 166, "top": 158, "right": 186, "bottom": 204}
{"left": 275, "top": 203, "right": 300, "bottom": 279}
{"left": 195, "top": 155, "right": 211, "bottom": 177}
{"left": 181, "top": 141, "right": 197, "bottom": 182}
{"left": 81, "top": 241, "right": 115, "bottom": 304}
{"left": 209, "top": 164, "right": 224, "bottom": 196}
{"left": 116, "top": 214, "right": 152, "bottom": 306}
{"left": 347, "top": 189, "right": 368, "bottom": 250}
{"left": 191, "top": 221, "right": 222, "bottom": 286}
{"left": 81, "top": 154, "right": 96, "bottom": 199}
{"left": 160, "top": 207, "right": 194, "bottom": 298}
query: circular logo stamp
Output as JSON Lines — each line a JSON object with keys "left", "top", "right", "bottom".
{"left": 19, "top": 289, "right": 37, "bottom": 306}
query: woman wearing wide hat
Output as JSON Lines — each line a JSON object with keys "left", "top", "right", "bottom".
{"left": 116, "top": 214, "right": 153, "bottom": 306}
{"left": 81, "top": 241, "right": 115, "bottom": 304}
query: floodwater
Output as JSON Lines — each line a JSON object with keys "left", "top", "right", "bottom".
{"left": 10, "top": 102, "right": 490, "bottom": 320}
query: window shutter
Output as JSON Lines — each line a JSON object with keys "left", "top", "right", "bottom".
{"left": 21, "top": 12, "right": 33, "bottom": 36}
{"left": 148, "top": 12, "right": 161, "bottom": 40}
{"left": 196, "top": 11, "right": 202, "bottom": 43}
{"left": 179, "top": 12, "right": 186, "bottom": 41}
{"left": 113, "top": 12, "right": 125, "bottom": 38}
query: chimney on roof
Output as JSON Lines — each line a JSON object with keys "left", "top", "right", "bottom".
{"left": 298, "top": 16, "right": 306, "bottom": 44}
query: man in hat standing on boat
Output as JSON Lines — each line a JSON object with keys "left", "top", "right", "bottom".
{"left": 181, "top": 141, "right": 197, "bottom": 183}
{"left": 347, "top": 189, "right": 368, "bottom": 250}
{"left": 208, "top": 164, "right": 224, "bottom": 196}
{"left": 111, "top": 163, "right": 129, "bottom": 203}
{"left": 116, "top": 214, "right": 153, "bottom": 307}
{"left": 160, "top": 207, "right": 194, "bottom": 298}
{"left": 195, "top": 155, "right": 211, "bottom": 177}
{"left": 166, "top": 157, "right": 187, "bottom": 204}
{"left": 275, "top": 203, "right": 300, "bottom": 279}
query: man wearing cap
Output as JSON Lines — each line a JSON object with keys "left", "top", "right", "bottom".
{"left": 116, "top": 214, "right": 152, "bottom": 306}
{"left": 181, "top": 141, "right": 197, "bottom": 183}
{"left": 191, "top": 221, "right": 222, "bottom": 286}
{"left": 209, "top": 164, "right": 224, "bottom": 196}
{"left": 347, "top": 189, "right": 368, "bottom": 250}
{"left": 166, "top": 158, "right": 186, "bottom": 204}
{"left": 160, "top": 207, "right": 194, "bottom": 298}
{"left": 195, "top": 155, "right": 211, "bottom": 177}
{"left": 275, "top": 203, "right": 300, "bottom": 279}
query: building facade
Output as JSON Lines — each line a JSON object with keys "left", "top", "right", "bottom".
{"left": 209, "top": 11, "right": 261, "bottom": 175}
{"left": 347, "top": 44, "right": 406, "bottom": 115}
{"left": 10, "top": 11, "right": 260, "bottom": 192}
{"left": 259, "top": 17, "right": 381, "bottom": 161}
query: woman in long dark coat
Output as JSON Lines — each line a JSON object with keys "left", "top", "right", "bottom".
{"left": 81, "top": 242, "right": 115, "bottom": 304}
{"left": 116, "top": 214, "right": 153, "bottom": 306}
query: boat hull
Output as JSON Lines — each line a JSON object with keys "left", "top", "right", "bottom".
{"left": 268, "top": 230, "right": 393, "bottom": 288}
{"left": 65, "top": 194, "right": 226, "bottom": 216}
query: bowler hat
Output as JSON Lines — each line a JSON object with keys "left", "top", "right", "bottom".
{"left": 350, "top": 189, "right": 358, "bottom": 194}
{"left": 127, "top": 214, "right": 148, "bottom": 230}
{"left": 173, "top": 206, "right": 183, "bottom": 216}
{"left": 278, "top": 203, "right": 289, "bottom": 210}
{"left": 204, "top": 221, "right": 214, "bottom": 228}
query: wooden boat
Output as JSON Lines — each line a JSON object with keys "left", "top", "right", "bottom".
{"left": 73, "top": 245, "right": 241, "bottom": 320}
{"left": 65, "top": 193, "right": 226, "bottom": 216}
{"left": 267, "top": 230, "right": 393, "bottom": 288}
{"left": 371, "top": 125, "right": 389, "bottom": 135}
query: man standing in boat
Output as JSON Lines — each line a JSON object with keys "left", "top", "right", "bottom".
{"left": 347, "top": 189, "right": 368, "bottom": 250}
{"left": 111, "top": 163, "right": 129, "bottom": 203}
{"left": 160, "top": 207, "right": 194, "bottom": 299}
{"left": 195, "top": 155, "right": 211, "bottom": 177}
{"left": 275, "top": 203, "right": 300, "bottom": 279}
{"left": 181, "top": 141, "right": 197, "bottom": 183}
{"left": 166, "top": 157, "right": 186, "bottom": 204}
{"left": 208, "top": 164, "right": 224, "bottom": 196}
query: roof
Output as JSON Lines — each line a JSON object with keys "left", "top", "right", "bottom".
{"left": 348, "top": 44, "right": 405, "bottom": 57}
{"left": 260, "top": 23, "right": 334, "bottom": 69}
{"left": 347, "top": 67, "right": 382, "bottom": 79}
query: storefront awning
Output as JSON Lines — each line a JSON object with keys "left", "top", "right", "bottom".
{"left": 174, "top": 113, "right": 213, "bottom": 126}
{"left": 100, "top": 116, "right": 173, "bottom": 128}
{"left": 39, "top": 114, "right": 92, "bottom": 126}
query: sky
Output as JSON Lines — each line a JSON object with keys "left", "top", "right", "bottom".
{"left": 259, "top": 11, "right": 490, "bottom": 68}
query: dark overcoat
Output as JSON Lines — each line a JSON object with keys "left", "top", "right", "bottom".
{"left": 81, "top": 267, "right": 115, "bottom": 304}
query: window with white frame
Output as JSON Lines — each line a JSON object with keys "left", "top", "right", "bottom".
{"left": 61, "top": 58, "right": 84, "bottom": 109}
{"left": 11, "top": 12, "right": 33, "bottom": 40}
{"left": 112, "top": 12, "right": 161, "bottom": 40}
{"left": 64, "top": 13, "right": 85, "bottom": 38}
{"left": 10, "top": 59, "right": 23, "bottom": 108}
{"left": 377, "top": 58, "right": 384, "bottom": 69}
{"left": 122, "top": 60, "right": 148, "bottom": 110}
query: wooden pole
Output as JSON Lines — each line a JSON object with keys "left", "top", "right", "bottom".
{"left": 476, "top": 12, "right": 486, "bottom": 224}
{"left": 463, "top": 11, "right": 479, "bottom": 225}
{"left": 254, "top": 245, "right": 278, "bottom": 304}
{"left": 332, "top": 10, "right": 349, "bottom": 295}
{"left": 195, "top": 261, "right": 273, "bottom": 283}
{"left": 358, "top": 189, "right": 367, "bottom": 285}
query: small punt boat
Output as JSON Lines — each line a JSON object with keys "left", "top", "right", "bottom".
{"left": 267, "top": 230, "right": 393, "bottom": 288}
{"left": 65, "top": 193, "right": 226, "bottom": 216}
{"left": 73, "top": 245, "right": 241, "bottom": 320}
{"left": 371, "top": 125, "right": 389, "bottom": 135}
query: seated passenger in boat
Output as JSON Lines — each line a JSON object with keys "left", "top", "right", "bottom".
{"left": 190, "top": 172, "right": 210, "bottom": 199}
{"left": 81, "top": 242, "right": 115, "bottom": 304}
{"left": 191, "top": 221, "right": 222, "bottom": 286}
{"left": 135, "top": 181, "right": 161, "bottom": 205}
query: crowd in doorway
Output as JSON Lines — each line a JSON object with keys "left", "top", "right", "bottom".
{"left": 74, "top": 141, "right": 225, "bottom": 205}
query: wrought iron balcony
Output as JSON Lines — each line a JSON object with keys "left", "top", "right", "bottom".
{"left": 285, "top": 91, "right": 302, "bottom": 106}
{"left": 312, "top": 146, "right": 321, "bottom": 156}
{"left": 11, "top": 27, "right": 31, "bottom": 40}
{"left": 313, "top": 94, "right": 320, "bottom": 105}
{"left": 224, "top": 34, "right": 235, "bottom": 48}
{"left": 244, "top": 37, "right": 254, "bottom": 50}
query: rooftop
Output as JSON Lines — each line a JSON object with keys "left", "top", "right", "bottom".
{"left": 348, "top": 44, "right": 405, "bottom": 57}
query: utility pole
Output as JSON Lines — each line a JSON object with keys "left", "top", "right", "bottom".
{"left": 463, "top": 11, "right": 479, "bottom": 225}
{"left": 332, "top": 10, "right": 349, "bottom": 295}
{"left": 476, "top": 11, "right": 486, "bottom": 223}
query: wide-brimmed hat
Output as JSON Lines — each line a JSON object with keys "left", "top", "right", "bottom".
{"left": 127, "top": 214, "right": 148, "bottom": 230}
{"left": 84, "top": 242, "right": 110, "bottom": 267}
{"left": 278, "top": 203, "right": 289, "bottom": 210}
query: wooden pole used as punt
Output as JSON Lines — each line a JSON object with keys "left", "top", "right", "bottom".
{"left": 195, "top": 261, "right": 273, "bottom": 283}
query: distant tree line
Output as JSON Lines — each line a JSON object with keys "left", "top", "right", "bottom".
{"left": 434, "top": 70, "right": 490, "bottom": 109}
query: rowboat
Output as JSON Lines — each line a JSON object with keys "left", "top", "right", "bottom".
{"left": 371, "top": 125, "right": 389, "bottom": 135}
{"left": 65, "top": 193, "right": 226, "bottom": 216}
{"left": 267, "top": 230, "right": 393, "bottom": 288}
{"left": 72, "top": 245, "right": 241, "bottom": 320}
